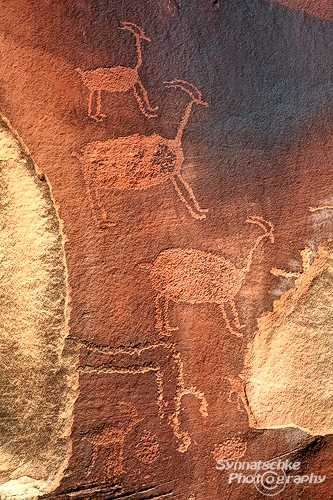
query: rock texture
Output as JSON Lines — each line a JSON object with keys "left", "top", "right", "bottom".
{"left": 0, "top": 117, "right": 78, "bottom": 497}
{"left": 243, "top": 239, "right": 333, "bottom": 435}
{"left": 1, "top": 0, "right": 333, "bottom": 498}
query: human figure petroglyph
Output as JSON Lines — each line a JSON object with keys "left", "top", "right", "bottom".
{"left": 77, "top": 338, "right": 207, "bottom": 453}
{"left": 77, "top": 80, "right": 208, "bottom": 226}
{"left": 76, "top": 22, "right": 157, "bottom": 120}
{"left": 141, "top": 216, "right": 274, "bottom": 337}
{"left": 82, "top": 401, "right": 142, "bottom": 479}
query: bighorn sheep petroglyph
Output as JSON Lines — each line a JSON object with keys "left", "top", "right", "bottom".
{"left": 141, "top": 216, "right": 274, "bottom": 336}
{"left": 77, "top": 79, "right": 208, "bottom": 226}
{"left": 76, "top": 21, "right": 157, "bottom": 120}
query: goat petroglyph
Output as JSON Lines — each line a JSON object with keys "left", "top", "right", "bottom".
{"left": 141, "top": 216, "right": 274, "bottom": 336}
{"left": 76, "top": 22, "right": 157, "bottom": 120}
{"left": 243, "top": 238, "right": 333, "bottom": 435}
{"left": 82, "top": 402, "right": 142, "bottom": 479}
{"left": 0, "top": 116, "right": 78, "bottom": 498}
{"left": 77, "top": 80, "right": 208, "bottom": 226}
{"left": 78, "top": 338, "right": 207, "bottom": 453}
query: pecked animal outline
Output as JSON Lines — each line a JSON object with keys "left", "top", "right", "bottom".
{"left": 76, "top": 21, "right": 158, "bottom": 121}
{"left": 81, "top": 401, "right": 142, "bottom": 479}
{"left": 77, "top": 79, "right": 209, "bottom": 226}
{"left": 141, "top": 216, "right": 274, "bottom": 337}
{"left": 77, "top": 338, "right": 207, "bottom": 453}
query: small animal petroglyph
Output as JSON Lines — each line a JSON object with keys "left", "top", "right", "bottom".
{"left": 141, "top": 216, "right": 274, "bottom": 336}
{"left": 82, "top": 401, "right": 142, "bottom": 480}
{"left": 76, "top": 21, "right": 157, "bottom": 120}
{"left": 77, "top": 80, "right": 208, "bottom": 225}
{"left": 78, "top": 339, "right": 207, "bottom": 453}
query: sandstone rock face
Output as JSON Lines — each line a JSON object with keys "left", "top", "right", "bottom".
{"left": 0, "top": 117, "right": 78, "bottom": 498}
{"left": 1, "top": 0, "right": 333, "bottom": 498}
{"left": 243, "top": 239, "right": 333, "bottom": 435}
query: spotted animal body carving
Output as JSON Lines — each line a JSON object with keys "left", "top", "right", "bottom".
{"left": 142, "top": 216, "right": 274, "bottom": 336}
{"left": 76, "top": 22, "right": 157, "bottom": 120}
{"left": 78, "top": 80, "right": 208, "bottom": 225}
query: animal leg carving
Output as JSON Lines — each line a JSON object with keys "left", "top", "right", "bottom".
{"left": 219, "top": 303, "right": 243, "bottom": 338}
{"left": 229, "top": 300, "right": 245, "bottom": 330}
{"left": 87, "top": 444, "right": 99, "bottom": 477}
{"left": 171, "top": 174, "right": 208, "bottom": 220}
{"left": 133, "top": 82, "right": 158, "bottom": 118}
{"left": 154, "top": 293, "right": 164, "bottom": 334}
{"left": 155, "top": 294, "right": 178, "bottom": 335}
{"left": 163, "top": 296, "right": 178, "bottom": 335}
{"left": 88, "top": 90, "right": 96, "bottom": 120}
{"left": 88, "top": 90, "right": 106, "bottom": 121}
{"left": 135, "top": 80, "right": 158, "bottom": 112}
{"left": 95, "top": 90, "right": 106, "bottom": 120}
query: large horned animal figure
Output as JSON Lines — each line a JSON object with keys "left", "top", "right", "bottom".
{"left": 76, "top": 21, "right": 158, "bottom": 120}
{"left": 78, "top": 79, "right": 208, "bottom": 225}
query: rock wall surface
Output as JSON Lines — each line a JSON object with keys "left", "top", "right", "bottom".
{"left": 1, "top": 0, "right": 333, "bottom": 498}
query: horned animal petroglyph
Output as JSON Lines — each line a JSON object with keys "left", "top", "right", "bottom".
{"left": 76, "top": 21, "right": 157, "bottom": 120}
{"left": 78, "top": 338, "right": 207, "bottom": 453}
{"left": 141, "top": 216, "right": 274, "bottom": 336}
{"left": 77, "top": 80, "right": 208, "bottom": 226}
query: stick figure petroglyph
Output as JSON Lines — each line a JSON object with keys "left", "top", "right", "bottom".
{"left": 76, "top": 21, "right": 158, "bottom": 120}
{"left": 77, "top": 338, "right": 207, "bottom": 453}
{"left": 141, "top": 216, "right": 274, "bottom": 337}
{"left": 77, "top": 80, "right": 208, "bottom": 226}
